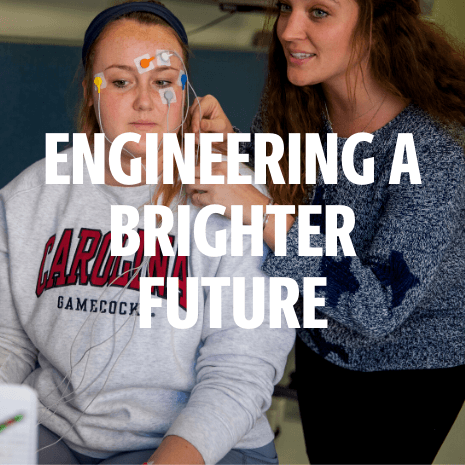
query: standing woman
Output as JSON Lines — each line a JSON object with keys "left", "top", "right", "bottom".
{"left": 0, "top": 1, "right": 294, "bottom": 464}
{"left": 187, "top": 0, "right": 465, "bottom": 463}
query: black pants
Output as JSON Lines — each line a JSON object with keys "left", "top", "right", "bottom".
{"left": 295, "top": 336, "right": 464, "bottom": 465}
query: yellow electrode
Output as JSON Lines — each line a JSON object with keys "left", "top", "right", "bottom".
{"left": 94, "top": 76, "right": 103, "bottom": 94}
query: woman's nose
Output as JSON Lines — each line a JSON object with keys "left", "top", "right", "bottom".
{"left": 133, "top": 85, "right": 155, "bottom": 111}
{"left": 279, "top": 11, "right": 308, "bottom": 42}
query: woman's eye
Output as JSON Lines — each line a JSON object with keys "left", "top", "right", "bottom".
{"left": 312, "top": 8, "right": 328, "bottom": 18}
{"left": 113, "top": 80, "right": 129, "bottom": 88}
{"left": 156, "top": 80, "right": 171, "bottom": 87}
{"left": 276, "top": 2, "right": 291, "bottom": 13}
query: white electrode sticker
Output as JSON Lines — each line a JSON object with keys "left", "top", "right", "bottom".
{"left": 134, "top": 53, "right": 155, "bottom": 74}
{"left": 157, "top": 50, "right": 172, "bottom": 66}
{"left": 94, "top": 72, "right": 107, "bottom": 92}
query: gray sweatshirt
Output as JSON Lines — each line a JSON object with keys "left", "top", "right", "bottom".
{"left": 0, "top": 150, "right": 295, "bottom": 464}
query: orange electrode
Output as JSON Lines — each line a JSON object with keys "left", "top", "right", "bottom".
{"left": 140, "top": 57, "right": 155, "bottom": 68}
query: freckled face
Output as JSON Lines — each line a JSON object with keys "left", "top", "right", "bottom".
{"left": 276, "top": 0, "right": 360, "bottom": 88}
{"left": 91, "top": 20, "right": 185, "bottom": 157}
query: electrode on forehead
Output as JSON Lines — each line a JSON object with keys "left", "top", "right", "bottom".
{"left": 159, "top": 88, "right": 176, "bottom": 104}
{"left": 135, "top": 53, "right": 155, "bottom": 74}
{"left": 94, "top": 72, "right": 107, "bottom": 92}
{"left": 157, "top": 50, "right": 172, "bottom": 66}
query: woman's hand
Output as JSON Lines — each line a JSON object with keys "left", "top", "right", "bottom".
{"left": 186, "top": 162, "right": 270, "bottom": 225}
{"left": 145, "top": 435, "right": 204, "bottom": 464}
{"left": 186, "top": 95, "right": 235, "bottom": 149}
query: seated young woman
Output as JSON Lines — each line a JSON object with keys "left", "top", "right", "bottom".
{"left": 0, "top": 1, "right": 295, "bottom": 464}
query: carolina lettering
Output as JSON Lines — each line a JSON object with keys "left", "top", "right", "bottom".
{"left": 37, "top": 228, "right": 187, "bottom": 310}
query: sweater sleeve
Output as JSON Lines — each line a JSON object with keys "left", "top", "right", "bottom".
{"left": 166, "top": 235, "right": 295, "bottom": 464}
{"left": 261, "top": 140, "right": 465, "bottom": 339}
{"left": 0, "top": 195, "right": 39, "bottom": 383}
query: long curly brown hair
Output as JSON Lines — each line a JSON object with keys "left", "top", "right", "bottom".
{"left": 77, "top": 0, "right": 189, "bottom": 208}
{"left": 264, "top": 0, "right": 465, "bottom": 208}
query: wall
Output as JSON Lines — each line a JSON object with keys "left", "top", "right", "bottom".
{"left": 0, "top": 0, "right": 268, "bottom": 50}
{"left": 0, "top": 43, "right": 266, "bottom": 188}
{"left": 432, "top": 0, "right": 465, "bottom": 44}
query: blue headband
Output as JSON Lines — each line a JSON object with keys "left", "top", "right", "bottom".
{"left": 82, "top": 2, "right": 188, "bottom": 67}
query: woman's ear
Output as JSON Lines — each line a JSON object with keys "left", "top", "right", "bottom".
{"left": 82, "top": 80, "right": 93, "bottom": 107}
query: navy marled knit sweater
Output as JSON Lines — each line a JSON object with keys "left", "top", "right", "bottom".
{"left": 243, "top": 104, "right": 465, "bottom": 372}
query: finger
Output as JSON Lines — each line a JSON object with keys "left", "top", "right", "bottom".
{"left": 191, "top": 191, "right": 204, "bottom": 208}
{"left": 186, "top": 98, "right": 204, "bottom": 133}
{"left": 200, "top": 118, "right": 227, "bottom": 134}
{"left": 191, "top": 95, "right": 224, "bottom": 133}
{"left": 191, "top": 190, "right": 217, "bottom": 208}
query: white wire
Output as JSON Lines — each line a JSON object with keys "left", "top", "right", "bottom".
{"left": 36, "top": 49, "right": 204, "bottom": 454}
{"left": 37, "top": 260, "right": 148, "bottom": 427}
{"left": 37, "top": 271, "right": 143, "bottom": 453}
